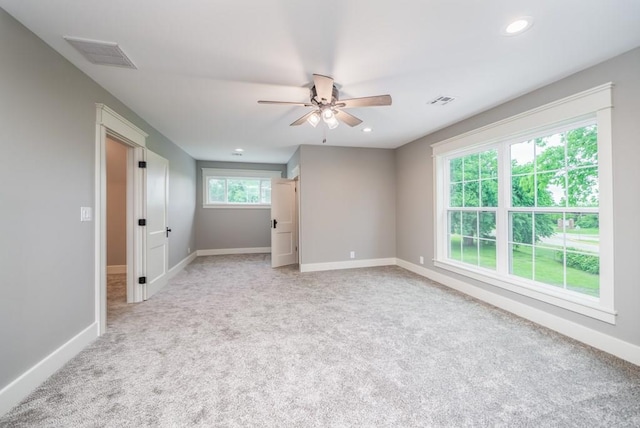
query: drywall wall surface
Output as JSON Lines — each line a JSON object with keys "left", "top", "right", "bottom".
{"left": 106, "top": 138, "right": 127, "bottom": 266}
{"left": 299, "top": 145, "right": 396, "bottom": 264}
{"left": 395, "top": 140, "right": 432, "bottom": 267}
{"left": 287, "top": 146, "right": 300, "bottom": 178}
{"left": 396, "top": 47, "right": 640, "bottom": 345}
{"left": 195, "top": 161, "right": 286, "bottom": 250}
{"left": 0, "top": 9, "right": 196, "bottom": 392}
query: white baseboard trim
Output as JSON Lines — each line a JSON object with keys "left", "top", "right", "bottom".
{"left": 197, "top": 247, "right": 271, "bottom": 256}
{"left": 106, "top": 265, "right": 126, "bottom": 274}
{"left": 0, "top": 322, "right": 98, "bottom": 417}
{"left": 167, "top": 252, "right": 198, "bottom": 281}
{"left": 300, "top": 257, "right": 397, "bottom": 273}
{"left": 396, "top": 258, "right": 640, "bottom": 366}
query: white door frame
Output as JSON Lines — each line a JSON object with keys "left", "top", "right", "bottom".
{"left": 270, "top": 178, "right": 298, "bottom": 268}
{"left": 95, "top": 104, "right": 148, "bottom": 335}
{"left": 288, "top": 165, "right": 301, "bottom": 266}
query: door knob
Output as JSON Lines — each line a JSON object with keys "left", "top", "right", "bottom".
{"left": 272, "top": 219, "right": 278, "bottom": 229}
{"left": 166, "top": 227, "right": 172, "bottom": 237}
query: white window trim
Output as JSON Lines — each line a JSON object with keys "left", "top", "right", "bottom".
{"left": 202, "top": 168, "right": 282, "bottom": 208}
{"left": 433, "top": 83, "right": 615, "bottom": 324}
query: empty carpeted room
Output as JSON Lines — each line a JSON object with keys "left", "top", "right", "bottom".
{"left": 1, "top": 2, "right": 640, "bottom": 427}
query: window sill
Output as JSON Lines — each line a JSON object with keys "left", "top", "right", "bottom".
{"left": 203, "top": 204, "right": 271, "bottom": 210}
{"left": 433, "top": 259, "right": 616, "bottom": 324}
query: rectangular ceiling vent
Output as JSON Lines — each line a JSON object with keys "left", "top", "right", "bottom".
{"left": 428, "top": 95, "right": 456, "bottom": 106}
{"left": 64, "top": 37, "right": 137, "bottom": 69}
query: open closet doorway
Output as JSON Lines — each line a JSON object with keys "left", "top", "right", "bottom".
{"left": 96, "top": 104, "right": 148, "bottom": 335}
{"left": 106, "top": 137, "right": 130, "bottom": 322}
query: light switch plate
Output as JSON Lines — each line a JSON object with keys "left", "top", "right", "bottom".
{"left": 80, "top": 206, "right": 92, "bottom": 222}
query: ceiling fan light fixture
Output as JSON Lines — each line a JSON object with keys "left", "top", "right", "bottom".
{"left": 325, "top": 115, "right": 339, "bottom": 129}
{"left": 322, "top": 108, "right": 335, "bottom": 121}
{"left": 307, "top": 112, "right": 321, "bottom": 127}
{"left": 321, "top": 107, "right": 339, "bottom": 128}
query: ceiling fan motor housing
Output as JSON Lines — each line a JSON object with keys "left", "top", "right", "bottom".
{"left": 311, "top": 85, "right": 340, "bottom": 106}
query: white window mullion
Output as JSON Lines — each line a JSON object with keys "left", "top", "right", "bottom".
{"left": 531, "top": 210, "right": 537, "bottom": 282}
{"left": 562, "top": 212, "right": 568, "bottom": 291}
{"left": 496, "top": 144, "right": 510, "bottom": 276}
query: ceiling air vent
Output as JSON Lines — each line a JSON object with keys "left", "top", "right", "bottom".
{"left": 64, "top": 37, "right": 137, "bottom": 69}
{"left": 428, "top": 95, "right": 456, "bottom": 106}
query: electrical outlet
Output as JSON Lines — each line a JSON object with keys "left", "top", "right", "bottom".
{"left": 420, "top": 256, "right": 424, "bottom": 265}
{"left": 350, "top": 251, "right": 355, "bottom": 259}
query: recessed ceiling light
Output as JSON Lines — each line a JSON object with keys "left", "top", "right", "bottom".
{"left": 362, "top": 127, "right": 372, "bottom": 133}
{"left": 504, "top": 17, "right": 533, "bottom": 35}
{"left": 234, "top": 148, "right": 244, "bottom": 152}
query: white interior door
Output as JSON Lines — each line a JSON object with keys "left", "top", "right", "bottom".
{"left": 271, "top": 178, "right": 297, "bottom": 268}
{"left": 145, "top": 149, "right": 169, "bottom": 299}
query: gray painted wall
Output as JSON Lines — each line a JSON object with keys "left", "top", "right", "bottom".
{"left": 299, "top": 145, "right": 396, "bottom": 264}
{"left": 396, "top": 47, "right": 640, "bottom": 346}
{"left": 106, "top": 138, "right": 127, "bottom": 266}
{"left": 0, "top": 10, "right": 196, "bottom": 390}
{"left": 286, "top": 147, "right": 300, "bottom": 178}
{"left": 195, "top": 161, "right": 286, "bottom": 250}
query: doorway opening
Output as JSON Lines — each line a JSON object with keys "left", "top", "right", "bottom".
{"left": 95, "top": 104, "right": 148, "bottom": 335}
{"left": 270, "top": 173, "right": 300, "bottom": 269}
{"left": 106, "top": 136, "right": 130, "bottom": 324}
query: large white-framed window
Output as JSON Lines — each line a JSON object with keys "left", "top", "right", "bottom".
{"left": 202, "top": 168, "right": 282, "bottom": 208}
{"left": 433, "top": 83, "right": 615, "bottom": 323}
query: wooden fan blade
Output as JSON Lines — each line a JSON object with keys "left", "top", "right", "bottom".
{"left": 313, "top": 74, "right": 334, "bottom": 103}
{"left": 339, "top": 95, "right": 392, "bottom": 108}
{"left": 258, "top": 100, "right": 314, "bottom": 107}
{"left": 290, "top": 110, "right": 317, "bottom": 126}
{"left": 335, "top": 110, "right": 363, "bottom": 127}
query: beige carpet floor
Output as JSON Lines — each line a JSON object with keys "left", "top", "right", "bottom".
{"left": 1, "top": 254, "right": 639, "bottom": 427}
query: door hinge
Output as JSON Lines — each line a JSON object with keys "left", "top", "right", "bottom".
{"left": 138, "top": 276, "right": 146, "bottom": 284}
{"left": 138, "top": 219, "right": 146, "bottom": 226}
{"left": 138, "top": 161, "right": 147, "bottom": 168}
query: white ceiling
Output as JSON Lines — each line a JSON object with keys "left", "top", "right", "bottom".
{"left": 2, "top": 1, "right": 640, "bottom": 164}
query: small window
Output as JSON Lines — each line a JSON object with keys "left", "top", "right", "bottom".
{"left": 202, "top": 168, "right": 281, "bottom": 208}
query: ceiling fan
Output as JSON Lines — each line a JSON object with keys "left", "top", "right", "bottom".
{"left": 258, "top": 74, "right": 392, "bottom": 129}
